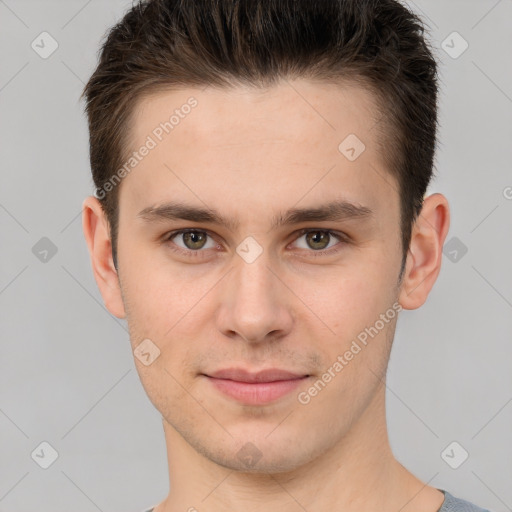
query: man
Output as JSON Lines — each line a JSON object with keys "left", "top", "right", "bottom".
{"left": 81, "top": 1, "right": 492, "bottom": 511}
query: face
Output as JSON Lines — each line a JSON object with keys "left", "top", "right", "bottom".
{"left": 109, "top": 80, "right": 406, "bottom": 472}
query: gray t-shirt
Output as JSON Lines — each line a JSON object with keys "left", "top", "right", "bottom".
{"left": 142, "top": 488, "right": 493, "bottom": 512}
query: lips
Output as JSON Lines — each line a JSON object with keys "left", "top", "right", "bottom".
{"left": 205, "top": 367, "right": 308, "bottom": 383}
{"left": 203, "top": 368, "right": 310, "bottom": 405}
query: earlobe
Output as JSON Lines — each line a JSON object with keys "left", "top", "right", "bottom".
{"left": 398, "top": 193, "right": 450, "bottom": 310}
{"left": 82, "top": 196, "right": 126, "bottom": 319}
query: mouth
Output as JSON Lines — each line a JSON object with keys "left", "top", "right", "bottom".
{"left": 201, "top": 367, "right": 311, "bottom": 405}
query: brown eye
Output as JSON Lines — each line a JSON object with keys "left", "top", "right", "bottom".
{"left": 182, "top": 231, "right": 208, "bottom": 250}
{"left": 292, "top": 229, "right": 347, "bottom": 256}
{"left": 305, "top": 231, "right": 331, "bottom": 250}
{"left": 167, "top": 230, "right": 217, "bottom": 253}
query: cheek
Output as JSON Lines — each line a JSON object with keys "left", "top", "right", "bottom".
{"left": 119, "top": 239, "right": 177, "bottom": 318}
{"left": 311, "top": 265, "right": 391, "bottom": 333}
{"left": 121, "top": 255, "right": 220, "bottom": 360}
{"left": 304, "top": 261, "right": 399, "bottom": 383}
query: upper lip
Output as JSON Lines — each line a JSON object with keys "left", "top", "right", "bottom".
{"left": 205, "top": 368, "right": 309, "bottom": 383}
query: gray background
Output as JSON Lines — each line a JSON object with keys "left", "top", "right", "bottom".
{"left": 0, "top": 1, "right": 511, "bottom": 511}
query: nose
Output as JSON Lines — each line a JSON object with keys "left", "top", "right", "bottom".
{"left": 216, "top": 251, "right": 294, "bottom": 345}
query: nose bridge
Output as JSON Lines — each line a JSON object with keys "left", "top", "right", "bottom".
{"left": 234, "top": 247, "right": 276, "bottom": 299}
{"left": 233, "top": 247, "right": 278, "bottom": 311}
{"left": 218, "top": 246, "right": 292, "bottom": 343}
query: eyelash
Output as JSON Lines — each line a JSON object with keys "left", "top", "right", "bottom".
{"left": 162, "top": 228, "right": 349, "bottom": 259}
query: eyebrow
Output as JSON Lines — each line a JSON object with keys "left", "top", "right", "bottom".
{"left": 137, "top": 199, "right": 375, "bottom": 232}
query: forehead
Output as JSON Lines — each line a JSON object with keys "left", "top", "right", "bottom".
{"left": 120, "top": 79, "right": 397, "bottom": 228}
{"left": 130, "top": 79, "right": 381, "bottom": 150}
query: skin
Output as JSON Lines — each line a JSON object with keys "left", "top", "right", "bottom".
{"left": 82, "top": 79, "right": 450, "bottom": 512}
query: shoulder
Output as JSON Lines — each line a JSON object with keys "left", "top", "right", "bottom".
{"left": 142, "top": 492, "right": 494, "bottom": 512}
{"left": 438, "top": 489, "right": 494, "bottom": 512}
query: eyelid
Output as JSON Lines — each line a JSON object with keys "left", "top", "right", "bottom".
{"left": 163, "top": 228, "right": 221, "bottom": 256}
{"left": 290, "top": 228, "right": 349, "bottom": 256}
{"left": 163, "top": 227, "right": 349, "bottom": 258}
{"left": 293, "top": 227, "right": 349, "bottom": 243}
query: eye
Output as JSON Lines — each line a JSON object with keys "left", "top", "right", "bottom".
{"left": 291, "top": 229, "right": 347, "bottom": 256}
{"left": 163, "top": 228, "right": 348, "bottom": 259}
{"left": 165, "top": 229, "right": 218, "bottom": 256}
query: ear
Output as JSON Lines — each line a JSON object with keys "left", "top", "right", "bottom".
{"left": 82, "top": 196, "right": 126, "bottom": 319}
{"left": 398, "top": 193, "right": 450, "bottom": 310}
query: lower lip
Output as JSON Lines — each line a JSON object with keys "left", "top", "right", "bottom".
{"left": 205, "top": 376, "right": 309, "bottom": 405}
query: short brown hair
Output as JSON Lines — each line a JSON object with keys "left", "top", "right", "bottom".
{"left": 82, "top": 0, "right": 439, "bottom": 281}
